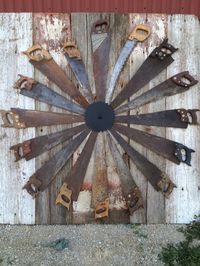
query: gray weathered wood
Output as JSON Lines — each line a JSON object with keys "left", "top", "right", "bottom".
{"left": 129, "top": 14, "right": 149, "bottom": 223}
{"left": 165, "top": 15, "right": 200, "bottom": 223}
{"left": 0, "top": 13, "right": 35, "bottom": 224}
{"left": 71, "top": 13, "right": 130, "bottom": 223}
{"left": 33, "top": 13, "right": 72, "bottom": 224}
{"left": 1, "top": 13, "right": 199, "bottom": 224}
{"left": 145, "top": 14, "right": 167, "bottom": 223}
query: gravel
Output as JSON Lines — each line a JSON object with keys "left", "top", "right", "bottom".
{"left": 0, "top": 224, "right": 185, "bottom": 266}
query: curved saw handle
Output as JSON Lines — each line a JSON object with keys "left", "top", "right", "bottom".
{"left": 128, "top": 24, "right": 151, "bottom": 42}
{"left": 91, "top": 19, "right": 109, "bottom": 34}
{"left": 62, "top": 41, "right": 81, "bottom": 59}
{"left": 23, "top": 44, "right": 52, "bottom": 62}
{"left": 172, "top": 71, "right": 198, "bottom": 87}
{"left": 56, "top": 182, "right": 72, "bottom": 210}
{"left": 95, "top": 198, "right": 109, "bottom": 219}
{"left": 14, "top": 75, "right": 36, "bottom": 90}
{"left": 0, "top": 110, "right": 25, "bottom": 128}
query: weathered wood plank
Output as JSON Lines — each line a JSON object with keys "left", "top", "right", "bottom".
{"left": 106, "top": 14, "right": 130, "bottom": 222}
{"left": 1, "top": 13, "right": 199, "bottom": 225}
{"left": 129, "top": 14, "right": 149, "bottom": 223}
{"left": 70, "top": 13, "right": 96, "bottom": 222}
{"left": 145, "top": 14, "right": 167, "bottom": 223}
{"left": 0, "top": 13, "right": 35, "bottom": 224}
{"left": 71, "top": 13, "right": 130, "bottom": 223}
{"left": 166, "top": 15, "right": 200, "bottom": 223}
{"left": 33, "top": 13, "right": 72, "bottom": 224}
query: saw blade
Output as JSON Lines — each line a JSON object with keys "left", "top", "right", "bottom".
{"left": 113, "top": 124, "right": 195, "bottom": 166}
{"left": 115, "top": 71, "right": 198, "bottom": 114}
{"left": 23, "top": 129, "right": 90, "bottom": 197}
{"left": 111, "top": 39, "right": 178, "bottom": 109}
{"left": 10, "top": 124, "right": 86, "bottom": 161}
{"left": 106, "top": 24, "right": 151, "bottom": 104}
{"left": 115, "top": 109, "right": 199, "bottom": 128}
{"left": 63, "top": 41, "right": 94, "bottom": 103}
{"left": 106, "top": 40, "right": 137, "bottom": 104}
{"left": 56, "top": 131, "right": 98, "bottom": 209}
{"left": 0, "top": 108, "right": 84, "bottom": 128}
{"left": 15, "top": 75, "right": 85, "bottom": 115}
{"left": 91, "top": 19, "right": 111, "bottom": 101}
{"left": 23, "top": 44, "right": 89, "bottom": 108}
{"left": 92, "top": 133, "right": 109, "bottom": 219}
{"left": 106, "top": 132, "right": 143, "bottom": 215}
{"left": 109, "top": 129, "right": 176, "bottom": 198}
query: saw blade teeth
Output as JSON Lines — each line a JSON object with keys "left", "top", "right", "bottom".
{"left": 92, "top": 33, "right": 108, "bottom": 52}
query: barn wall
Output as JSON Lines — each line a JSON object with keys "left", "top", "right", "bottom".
{"left": 0, "top": 13, "right": 199, "bottom": 224}
{"left": 0, "top": 13, "right": 35, "bottom": 224}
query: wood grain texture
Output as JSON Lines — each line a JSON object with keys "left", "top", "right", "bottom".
{"left": 1, "top": 14, "right": 199, "bottom": 224}
{"left": 145, "top": 14, "right": 167, "bottom": 224}
{"left": 129, "top": 14, "right": 149, "bottom": 223}
{"left": 33, "top": 13, "right": 72, "bottom": 224}
{"left": 71, "top": 13, "right": 130, "bottom": 223}
{"left": 165, "top": 15, "right": 200, "bottom": 223}
{"left": 0, "top": 13, "right": 35, "bottom": 224}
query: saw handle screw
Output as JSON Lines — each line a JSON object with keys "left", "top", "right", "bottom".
{"left": 172, "top": 71, "right": 198, "bottom": 87}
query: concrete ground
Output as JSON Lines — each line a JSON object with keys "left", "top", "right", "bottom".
{"left": 0, "top": 224, "right": 185, "bottom": 266}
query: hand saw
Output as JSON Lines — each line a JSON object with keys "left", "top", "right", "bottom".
{"left": 92, "top": 133, "right": 109, "bottom": 219}
{"left": 115, "top": 109, "right": 199, "bottom": 128}
{"left": 10, "top": 124, "right": 86, "bottom": 162}
{"left": 106, "top": 24, "right": 151, "bottom": 104}
{"left": 24, "top": 129, "right": 90, "bottom": 197}
{"left": 114, "top": 124, "right": 195, "bottom": 166}
{"left": 23, "top": 44, "right": 89, "bottom": 108}
{"left": 14, "top": 75, "right": 85, "bottom": 115}
{"left": 109, "top": 129, "right": 176, "bottom": 198}
{"left": 56, "top": 132, "right": 97, "bottom": 209}
{"left": 63, "top": 41, "right": 94, "bottom": 104}
{"left": 0, "top": 108, "right": 84, "bottom": 128}
{"left": 91, "top": 19, "right": 111, "bottom": 101}
{"left": 111, "top": 39, "right": 178, "bottom": 109}
{"left": 115, "top": 71, "right": 198, "bottom": 114}
{"left": 106, "top": 133, "right": 143, "bottom": 215}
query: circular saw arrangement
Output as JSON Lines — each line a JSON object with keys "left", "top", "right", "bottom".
{"left": 1, "top": 18, "right": 199, "bottom": 221}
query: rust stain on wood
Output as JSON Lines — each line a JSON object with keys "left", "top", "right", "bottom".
{"left": 33, "top": 13, "right": 71, "bottom": 51}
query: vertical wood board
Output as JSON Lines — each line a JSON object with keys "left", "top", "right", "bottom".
{"left": 165, "top": 15, "right": 200, "bottom": 223}
{"left": 0, "top": 13, "right": 35, "bottom": 224}
{"left": 0, "top": 13, "right": 199, "bottom": 224}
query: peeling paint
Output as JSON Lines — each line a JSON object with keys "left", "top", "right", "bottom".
{"left": 73, "top": 191, "right": 92, "bottom": 212}
{"left": 33, "top": 13, "right": 71, "bottom": 51}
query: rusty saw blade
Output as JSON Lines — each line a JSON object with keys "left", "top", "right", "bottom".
{"left": 114, "top": 124, "right": 195, "bottom": 166}
{"left": 63, "top": 41, "right": 94, "bottom": 104}
{"left": 106, "top": 132, "right": 143, "bottom": 215}
{"left": 115, "top": 109, "right": 199, "bottom": 128}
{"left": 111, "top": 39, "right": 178, "bottom": 109}
{"left": 92, "top": 133, "right": 109, "bottom": 220}
{"left": 24, "top": 129, "right": 90, "bottom": 197}
{"left": 109, "top": 129, "right": 176, "bottom": 197}
{"left": 56, "top": 131, "right": 97, "bottom": 209}
{"left": 91, "top": 19, "right": 111, "bottom": 101}
{"left": 10, "top": 124, "right": 86, "bottom": 162}
{"left": 14, "top": 75, "right": 85, "bottom": 115}
{"left": 23, "top": 44, "right": 89, "bottom": 108}
{"left": 0, "top": 108, "right": 84, "bottom": 128}
{"left": 115, "top": 71, "right": 198, "bottom": 114}
{"left": 106, "top": 24, "right": 151, "bottom": 104}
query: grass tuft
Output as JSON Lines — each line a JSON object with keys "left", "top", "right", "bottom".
{"left": 158, "top": 215, "right": 200, "bottom": 266}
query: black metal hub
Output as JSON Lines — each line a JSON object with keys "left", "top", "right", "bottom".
{"left": 85, "top": 101, "right": 115, "bottom": 132}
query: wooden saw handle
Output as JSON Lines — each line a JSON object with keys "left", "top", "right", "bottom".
{"left": 128, "top": 24, "right": 151, "bottom": 42}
